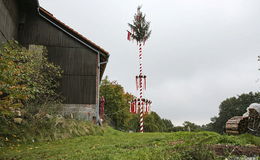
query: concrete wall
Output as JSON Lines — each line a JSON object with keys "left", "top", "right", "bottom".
{"left": 62, "top": 104, "right": 96, "bottom": 121}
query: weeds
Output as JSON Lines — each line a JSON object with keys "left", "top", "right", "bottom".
{"left": 0, "top": 103, "right": 104, "bottom": 147}
{"left": 0, "top": 126, "right": 259, "bottom": 159}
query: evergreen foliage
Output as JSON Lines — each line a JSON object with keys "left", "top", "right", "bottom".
{"left": 128, "top": 6, "right": 151, "bottom": 44}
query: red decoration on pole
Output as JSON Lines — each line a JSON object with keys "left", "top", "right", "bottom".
{"left": 127, "top": 31, "right": 131, "bottom": 41}
{"left": 130, "top": 101, "right": 135, "bottom": 113}
{"left": 127, "top": 6, "right": 152, "bottom": 133}
{"left": 136, "top": 76, "right": 139, "bottom": 90}
{"left": 99, "top": 96, "right": 105, "bottom": 120}
{"left": 145, "top": 102, "right": 149, "bottom": 113}
{"left": 144, "top": 75, "right": 146, "bottom": 90}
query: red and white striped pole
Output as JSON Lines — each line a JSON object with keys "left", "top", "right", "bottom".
{"left": 138, "top": 43, "right": 144, "bottom": 133}
{"left": 127, "top": 6, "right": 152, "bottom": 132}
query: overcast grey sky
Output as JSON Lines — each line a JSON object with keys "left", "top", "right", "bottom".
{"left": 39, "top": 0, "right": 260, "bottom": 125}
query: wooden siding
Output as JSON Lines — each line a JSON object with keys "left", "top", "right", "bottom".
{"left": 0, "top": 32, "right": 5, "bottom": 43}
{"left": 47, "top": 46, "right": 96, "bottom": 75}
{"left": 0, "top": 0, "right": 19, "bottom": 43}
{"left": 61, "top": 75, "right": 96, "bottom": 104}
{"left": 18, "top": 14, "right": 83, "bottom": 48}
{"left": 18, "top": 13, "right": 98, "bottom": 104}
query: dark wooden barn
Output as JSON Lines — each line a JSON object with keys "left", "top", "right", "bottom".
{"left": 0, "top": 0, "right": 109, "bottom": 120}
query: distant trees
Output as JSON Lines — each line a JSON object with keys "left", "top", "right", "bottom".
{"left": 182, "top": 121, "right": 203, "bottom": 132}
{"left": 100, "top": 79, "right": 260, "bottom": 133}
{"left": 143, "top": 112, "right": 175, "bottom": 132}
{"left": 128, "top": 111, "right": 175, "bottom": 132}
{"left": 161, "top": 118, "right": 175, "bottom": 132}
{"left": 208, "top": 92, "right": 260, "bottom": 133}
{"left": 100, "top": 77, "right": 174, "bottom": 132}
{"left": 171, "top": 121, "right": 204, "bottom": 132}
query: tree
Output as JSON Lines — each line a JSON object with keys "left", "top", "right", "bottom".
{"left": 100, "top": 77, "right": 133, "bottom": 130}
{"left": 100, "top": 77, "right": 175, "bottom": 132}
{"left": 128, "top": 6, "right": 151, "bottom": 44}
{"left": 144, "top": 112, "right": 162, "bottom": 132}
{"left": 143, "top": 112, "right": 175, "bottom": 132}
{"left": 0, "top": 41, "right": 62, "bottom": 116}
{"left": 183, "top": 121, "right": 202, "bottom": 132}
{"left": 161, "top": 119, "right": 175, "bottom": 132}
{"left": 209, "top": 92, "right": 260, "bottom": 133}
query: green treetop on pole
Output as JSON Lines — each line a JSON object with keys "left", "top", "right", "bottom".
{"left": 127, "top": 6, "right": 151, "bottom": 44}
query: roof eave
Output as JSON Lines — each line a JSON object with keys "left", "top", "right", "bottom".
{"left": 38, "top": 7, "right": 110, "bottom": 58}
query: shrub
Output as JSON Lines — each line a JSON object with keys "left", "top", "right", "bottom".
{"left": 0, "top": 41, "right": 62, "bottom": 116}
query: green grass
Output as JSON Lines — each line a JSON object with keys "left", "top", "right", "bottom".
{"left": 0, "top": 116, "right": 104, "bottom": 147}
{"left": 0, "top": 127, "right": 259, "bottom": 160}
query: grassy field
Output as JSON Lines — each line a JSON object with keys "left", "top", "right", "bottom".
{"left": 0, "top": 127, "right": 259, "bottom": 160}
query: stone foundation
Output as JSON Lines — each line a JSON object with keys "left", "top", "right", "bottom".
{"left": 62, "top": 104, "right": 96, "bottom": 121}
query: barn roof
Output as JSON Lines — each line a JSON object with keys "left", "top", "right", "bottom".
{"left": 19, "top": 0, "right": 109, "bottom": 77}
{"left": 38, "top": 7, "right": 110, "bottom": 57}
{"left": 37, "top": 7, "right": 109, "bottom": 78}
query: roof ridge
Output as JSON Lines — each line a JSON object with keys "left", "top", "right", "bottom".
{"left": 39, "top": 7, "right": 109, "bottom": 56}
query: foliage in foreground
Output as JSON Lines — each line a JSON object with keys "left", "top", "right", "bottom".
{"left": 0, "top": 41, "right": 62, "bottom": 116}
{"left": 0, "top": 128, "right": 259, "bottom": 160}
{"left": 0, "top": 107, "right": 104, "bottom": 147}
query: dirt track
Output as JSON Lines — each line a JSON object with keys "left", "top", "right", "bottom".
{"left": 211, "top": 144, "right": 260, "bottom": 157}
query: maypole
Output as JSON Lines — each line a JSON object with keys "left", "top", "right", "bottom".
{"left": 127, "top": 6, "right": 152, "bottom": 133}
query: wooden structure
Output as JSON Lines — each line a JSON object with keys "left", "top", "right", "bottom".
{"left": 225, "top": 116, "right": 248, "bottom": 135}
{"left": 0, "top": 0, "right": 109, "bottom": 120}
{"left": 226, "top": 103, "right": 260, "bottom": 136}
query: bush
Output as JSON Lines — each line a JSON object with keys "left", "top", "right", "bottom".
{"left": 0, "top": 109, "right": 104, "bottom": 147}
{"left": 0, "top": 41, "right": 62, "bottom": 116}
{"left": 178, "top": 145, "right": 216, "bottom": 160}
